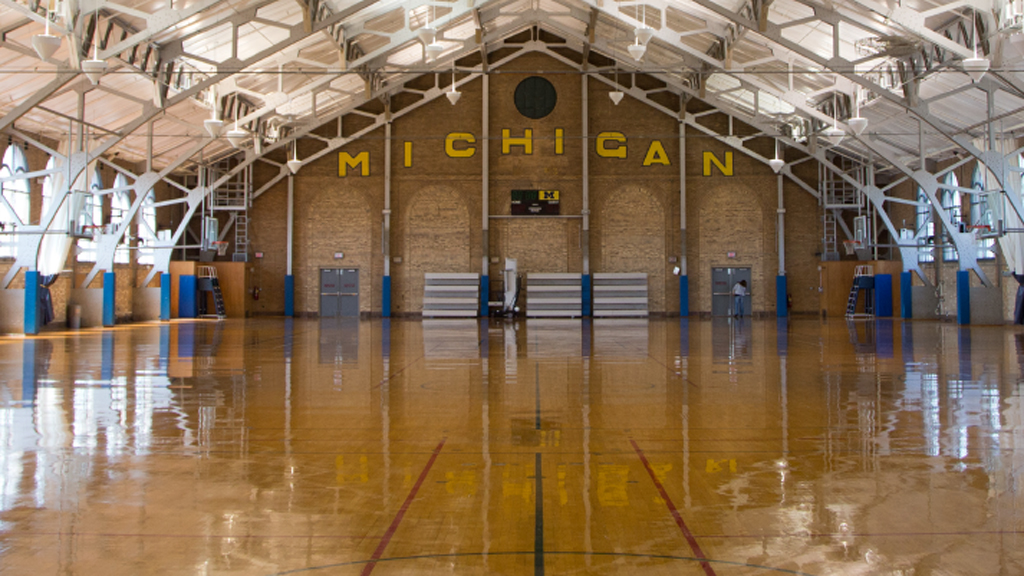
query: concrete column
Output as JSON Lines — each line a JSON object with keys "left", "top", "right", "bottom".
{"left": 480, "top": 74, "right": 490, "bottom": 317}
{"left": 285, "top": 174, "right": 295, "bottom": 316}
{"left": 776, "top": 173, "right": 787, "bottom": 317}
{"left": 102, "top": 271, "right": 115, "bottom": 326}
{"left": 383, "top": 120, "right": 392, "bottom": 317}
{"left": 24, "top": 270, "right": 39, "bottom": 335}
{"left": 678, "top": 120, "right": 688, "bottom": 316}
{"left": 582, "top": 74, "right": 592, "bottom": 316}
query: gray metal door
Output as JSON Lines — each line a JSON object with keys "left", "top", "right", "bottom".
{"left": 320, "top": 269, "right": 341, "bottom": 317}
{"left": 711, "top": 267, "right": 751, "bottom": 316}
{"left": 339, "top": 269, "right": 359, "bottom": 317}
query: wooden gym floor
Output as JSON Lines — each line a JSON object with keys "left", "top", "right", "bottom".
{"left": 1, "top": 316, "right": 1023, "bottom": 575}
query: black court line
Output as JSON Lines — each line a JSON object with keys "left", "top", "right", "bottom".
{"left": 534, "top": 452, "right": 544, "bottom": 576}
{"left": 269, "top": 551, "right": 819, "bottom": 575}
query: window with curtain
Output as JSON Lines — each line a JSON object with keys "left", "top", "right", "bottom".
{"left": 942, "top": 173, "right": 961, "bottom": 261}
{"left": 971, "top": 163, "right": 995, "bottom": 260}
{"left": 76, "top": 165, "right": 103, "bottom": 263}
{"left": 110, "top": 174, "right": 131, "bottom": 264}
{"left": 0, "top": 144, "right": 30, "bottom": 259}
{"left": 917, "top": 187, "right": 934, "bottom": 263}
{"left": 137, "top": 190, "right": 157, "bottom": 266}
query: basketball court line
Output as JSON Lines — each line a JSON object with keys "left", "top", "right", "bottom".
{"left": 358, "top": 438, "right": 446, "bottom": 576}
{"left": 631, "top": 439, "right": 717, "bottom": 576}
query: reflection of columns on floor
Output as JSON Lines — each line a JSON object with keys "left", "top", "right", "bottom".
{"left": 101, "top": 332, "right": 114, "bottom": 382}
{"left": 380, "top": 319, "right": 391, "bottom": 508}
{"left": 284, "top": 318, "right": 293, "bottom": 458}
{"left": 481, "top": 319, "right": 491, "bottom": 565}
{"left": 582, "top": 349, "right": 592, "bottom": 563}
{"left": 22, "top": 339, "right": 36, "bottom": 402}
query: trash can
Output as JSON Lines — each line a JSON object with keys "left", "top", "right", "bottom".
{"left": 67, "top": 304, "right": 81, "bottom": 329}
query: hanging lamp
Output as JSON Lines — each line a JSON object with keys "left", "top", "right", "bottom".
{"left": 446, "top": 62, "right": 461, "bottom": 105}
{"left": 964, "top": 8, "right": 990, "bottom": 82}
{"left": 847, "top": 87, "right": 868, "bottom": 136}
{"left": 822, "top": 92, "right": 845, "bottom": 146}
{"left": 287, "top": 140, "right": 302, "bottom": 174}
{"left": 769, "top": 138, "right": 784, "bottom": 173}
{"left": 81, "top": 8, "right": 107, "bottom": 84}
{"left": 32, "top": 2, "right": 61, "bottom": 61}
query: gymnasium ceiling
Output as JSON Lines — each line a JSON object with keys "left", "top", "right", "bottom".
{"left": 0, "top": 0, "right": 1021, "bottom": 177}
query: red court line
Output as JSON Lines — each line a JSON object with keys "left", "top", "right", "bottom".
{"left": 360, "top": 438, "right": 447, "bottom": 576}
{"left": 631, "top": 439, "right": 716, "bottom": 576}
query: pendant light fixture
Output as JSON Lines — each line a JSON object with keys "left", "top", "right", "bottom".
{"left": 32, "top": 1, "right": 61, "bottom": 61}
{"left": 628, "top": 4, "right": 647, "bottom": 60}
{"left": 287, "top": 139, "right": 302, "bottom": 174}
{"left": 446, "top": 61, "right": 461, "bottom": 105}
{"left": 847, "top": 87, "right": 868, "bottom": 136}
{"left": 610, "top": 63, "right": 624, "bottom": 105}
{"left": 963, "top": 8, "right": 990, "bottom": 82}
{"left": 226, "top": 110, "right": 248, "bottom": 148}
{"left": 769, "top": 138, "right": 785, "bottom": 173}
{"left": 81, "top": 9, "right": 107, "bottom": 85}
{"left": 204, "top": 88, "right": 223, "bottom": 137}
{"left": 422, "top": 4, "right": 442, "bottom": 61}
{"left": 822, "top": 91, "right": 845, "bottom": 146}
{"left": 634, "top": 3, "right": 654, "bottom": 45}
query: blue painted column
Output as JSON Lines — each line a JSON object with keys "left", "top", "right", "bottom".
{"left": 479, "top": 275, "right": 489, "bottom": 317}
{"left": 382, "top": 275, "right": 391, "bottom": 318}
{"left": 24, "top": 270, "right": 39, "bottom": 335}
{"left": 179, "top": 275, "right": 198, "bottom": 318}
{"left": 678, "top": 275, "right": 689, "bottom": 316}
{"left": 102, "top": 272, "right": 116, "bottom": 326}
{"left": 284, "top": 275, "right": 295, "bottom": 317}
{"left": 582, "top": 274, "right": 592, "bottom": 317}
{"left": 776, "top": 275, "right": 788, "bottom": 317}
{"left": 900, "top": 272, "right": 913, "bottom": 319}
{"left": 874, "top": 274, "right": 893, "bottom": 317}
{"left": 956, "top": 270, "right": 971, "bottom": 325}
{"left": 160, "top": 273, "right": 171, "bottom": 320}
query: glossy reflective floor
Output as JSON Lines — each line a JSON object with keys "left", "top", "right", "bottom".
{"left": 2, "top": 317, "right": 1024, "bottom": 575}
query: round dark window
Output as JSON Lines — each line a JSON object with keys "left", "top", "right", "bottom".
{"left": 514, "top": 76, "right": 557, "bottom": 119}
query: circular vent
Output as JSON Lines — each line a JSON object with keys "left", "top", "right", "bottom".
{"left": 514, "top": 76, "right": 557, "bottom": 119}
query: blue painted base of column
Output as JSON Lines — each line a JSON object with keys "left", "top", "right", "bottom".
{"left": 479, "top": 275, "right": 489, "bottom": 317}
{"left": 24, "top": 270, "right": 39, "bottom": 335}
{"left": 776, "top": 275, "right": 788, "bottom": 317}
{"left": 957, "top": 270, "right": 971, "bottom": 325}
{"left": 179, "top": 275, "right": 198, "bottom": 318}
{"left": 284, "top": 275, "right": 295, "bottom": 317}
{"left": 160, "top": 273, "right": 171, "bottom": 321}
{"left": 582, "top": 275, "right": 592, "bottom": 317}
{"left": 103, "top": 272, "right": 116, "bottom": 327}
{"left": 679, "top": 275, "right": 689, "bottom": 316}
{"left": 382, "top": 275, "right": 391, "bottom": 318}
{"left": 874, "top": 274, "right": 893, "bottom": 317}
{"left": 900, "top": 272, "right": 913, "bottom": 319}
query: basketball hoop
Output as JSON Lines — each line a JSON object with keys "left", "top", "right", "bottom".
{"left": 968, "top": 224, "right": 992, "bottom": 240}
{"left": 212, "top": 241, "right": 229, "bottom": 257}
{"left": 843, "top": 239, "right": 863, "bottom": 256}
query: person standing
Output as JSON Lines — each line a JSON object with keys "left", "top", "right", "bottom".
{"left": 732, "top": 279, "right": 748, "bottom": 317}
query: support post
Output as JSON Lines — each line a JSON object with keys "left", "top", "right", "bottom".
{"left": 179, "top": 275, "right": 197, "bottom": 318}
{"left": 481, "top": 74, "right": 490, "bottom": 317}
{"left": 679, "top": 119, "right": 688, "bottom": 316}
{"left": 901, "top": 271, "right": 913, "bottom": 319}
{"left": 383, "top": 119, "right": 392, "bottom": 318}
{"left": 581, "top": 73, "right": 592, "bottom": 316}
{"left": 957, "top": 270, "right": 970, "bottom": 325}
{"left": 102, "top": 271, "right": 115, "bottom": 326}
{"left": 160, "top": 272, "right": 171, "bottom": 320}
{"left": 286, "top": 173, "right": 295, "bottom": 317}
{"left": 24, "top": 270, "right": 39, "bottom": 335}
{"left": 776, "top": 173, "right": 786, "bottom": 317}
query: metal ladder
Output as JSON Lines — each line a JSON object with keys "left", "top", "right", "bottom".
{"left": 823, "top": 211, "right": 838, "bottom": 259}
{"left": 233, "top": 215, "right": 248, "bottom": 261}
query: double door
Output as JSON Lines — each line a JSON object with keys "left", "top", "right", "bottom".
{"left": 320, "top": 268, "right": 359, "bottom": 317}
{"left": 711, "top": 267, "right": 751, "bottom": 317}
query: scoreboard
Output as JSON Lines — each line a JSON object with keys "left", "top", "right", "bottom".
{"left": 511, "top": 189, "right": 560, "bottom": 215}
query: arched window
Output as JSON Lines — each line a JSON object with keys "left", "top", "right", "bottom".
{"left": 971, "top": 163, "right": 995, "bottom": 260}
{"left": 0, "top": 143, "right": 30, "bottom": 259}
{"left": 76, "top": 165, "right": 103, "bottom": 263}
{"left": 137, "top": 190, "right": 157, "bottom": 266}
{"left": 916, "top": 186, "right": 934, "bottom": 263}
{"left": 942, "top": 172, "right": 961, "bottom": 261}
{"left": 111, "top": 174, "right": 131, "bottom": 264}
{"left": 40, "top": 156, "right": 55, "bottom": 220}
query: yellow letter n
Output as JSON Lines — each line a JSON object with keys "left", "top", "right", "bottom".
{"left": 339, "top": 151, "right": 370, "bottom": 176}
{"left": 702, "top": 151, "right": 732, "bottom": 176}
